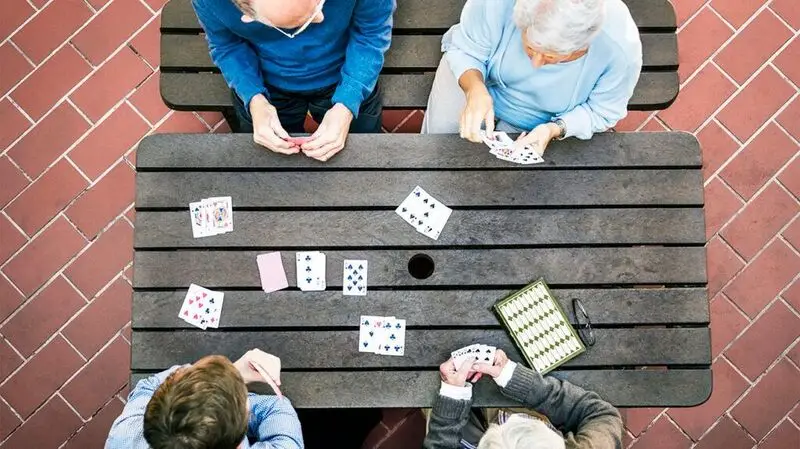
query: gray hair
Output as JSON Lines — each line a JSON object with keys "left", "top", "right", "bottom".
{"left": 513, "top": 0, "right": 605, "bottom": 55}
{"left": 478, "top": 418, "right": 566, "bottom": 449}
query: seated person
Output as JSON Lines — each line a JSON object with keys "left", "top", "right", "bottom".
{"left": 105, "top": 349, "right": 303, "bottom": 449}
{"left": 422, "top": 0, "right": 642, "bottom": 156}
{"left": 192, "top": 0, "right": 395, "bottom": 161}
{"left": 423, "top": 349, "right": 623, "bottom": 449}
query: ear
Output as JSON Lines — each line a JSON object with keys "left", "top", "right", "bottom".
{"left": 240, "top": 14, "right": 255, "bottom": 23}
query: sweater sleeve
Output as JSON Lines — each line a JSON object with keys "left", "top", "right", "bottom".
{"left": 442, "top": 0, "right": 502, "bottom": 82}
{"left": 423, "top": 394, "right": 474, "bottom": 449}
{"left": 501, "top": 366, "right": 623, "bottom": 449}
{"left": 192, "top": 0, "right": 266, "bottom": 110}
{"left": 331, "top": 0, "right": 394, "bottom": 117}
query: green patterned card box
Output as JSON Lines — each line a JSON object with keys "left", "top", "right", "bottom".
{"left": 493, "top": 279, "right": 585, "bottom": 374}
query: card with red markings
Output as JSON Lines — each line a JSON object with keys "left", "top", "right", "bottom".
{"left": 179, "top": 283, "right": 224, "bottom": 330}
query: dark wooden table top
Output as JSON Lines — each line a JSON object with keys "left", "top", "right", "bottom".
{"left": 159, "top": 0, "right": 680, "bottom": 112}
{"left": 131, "top": 132, "right": 711, "bottom": 408}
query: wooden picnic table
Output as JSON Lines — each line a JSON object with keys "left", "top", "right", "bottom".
{"left": 130, "top": 132, "right": 711, "bottom": 408}
{"left": 159, "top": 0, "right": 680, "bottom": 123}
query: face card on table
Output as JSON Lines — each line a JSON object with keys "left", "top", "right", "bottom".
{"left": 207, "top": 196, "right": 233, "bottom": 233}
{"left": 342, "top": 259, "right": 368, "bottom": 296}
{"left": 189, "top": 201, "right": 211, "bottom": 238}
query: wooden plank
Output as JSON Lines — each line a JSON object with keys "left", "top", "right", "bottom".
{"left": 136, "top": 133, "right": 702, "bottom": 170}
{"left": 133, "top": 368, "right": 711, "bottom": 407}
{"left": 136, "top": 170, "right": 704, "bottom": 208}
{"left": 160, "top": 71, "right": 679, "bottom": 111}
{"left": 161, "top": 33, "right": 677, "bottom": 72}
{"left": 132, "top": 247, "right": 707, "bottom": 288}
{"left": 161, "top": 0, "right": 676, "bottom": 32}
{"left": 133, "top": 288, "right": 709, "bottom": 328}
{"left": 134, "top": 208, "right": 705, "bottom": 248}
{"left": 131, "top": 328, "right": 710, "bottom": 369}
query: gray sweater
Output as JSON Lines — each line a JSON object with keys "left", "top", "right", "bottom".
{"left": 423, "top": 365, "right": 623, "bottom": 449}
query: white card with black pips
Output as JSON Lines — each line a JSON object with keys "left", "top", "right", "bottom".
{"left": 342, "top": 259, "right": 367, "bottom": 296}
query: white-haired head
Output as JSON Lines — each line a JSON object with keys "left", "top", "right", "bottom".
{"left": 513, "top": 0, "right": 605, "bottom": 55}
{"left": 478, "top": 417, "right": 566, "bottom": 449}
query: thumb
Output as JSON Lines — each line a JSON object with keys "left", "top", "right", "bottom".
{"left": 456, "top": 358, "right": 473, "bottom": 375}
{"left": 472, "top": 363, "right": 501, "bottom": 377}
{"left": 485, "top": 109, "right": 495, "bottom": 135}
{"left": 270, "top": 117, "right": 290, "bottom": 140}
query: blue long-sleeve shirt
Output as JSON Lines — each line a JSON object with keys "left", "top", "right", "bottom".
{"left": 191, "top": 0, "right": 394, "bottom": 118}
{"left": 443, "top": 0, "right": 642, "bottom": 139}
{"left": 105, "top": 366, "right": 304, "bottom": 449}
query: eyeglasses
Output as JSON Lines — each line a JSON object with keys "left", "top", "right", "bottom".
{"left": 572, "top": 298, "right": 596, "bottom": 347}
{"left": 265, "top": 0, "right": 325, "bottom": 39}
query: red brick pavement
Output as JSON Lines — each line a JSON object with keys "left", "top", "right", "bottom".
{"left": 0, "top": 0, "right": 798, "bottom": 447}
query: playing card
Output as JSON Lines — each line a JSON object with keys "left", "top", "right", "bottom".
{"left": 451, "top": 344, "right": 479, "bottom": 369}
{"left": 207, "top": 196, "right": 233, "bottom": 233}
{"left": 179, "top": 284, "right": 217, "bottom": 329}
{"left": 480, "top": 130, "right": 514, "bottom": 150}
{"left": 257, "top": 252, "right": 289, "bottom": 293}
{"left": 358, "top": 315, "right": 385, "bottom": 353}
{"left": 342, "top": 259, "right": 368, "bottom": 296}
{"left": 189, "top": 201, "right": 211, "bottom": 238}
{"left": 475, "top": 344, "right": 497, "bottom": 365}
{"left": 204, "top": 290, "right": 224, "bottom": 328}
{"left": 377, "top": 318, "right": 406, "bottom": 356}
{"left": 296, "top": 251, "right": 326, "bottom": 291}
{"left": 396, "top": 186, "right": 452, "bottom": 240}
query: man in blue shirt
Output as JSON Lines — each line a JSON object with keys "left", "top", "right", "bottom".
{"left": 105, "top": 350, "right": 303, "bottom": 449}
{"left": 192, "top": 0, "right": 394, "bottom": 161}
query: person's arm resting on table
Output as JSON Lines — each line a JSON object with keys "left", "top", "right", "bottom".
{"left": 301, "top": 0, "right": 394, "bottom": 161}
{"left": 192, "top": 0, "right": 294, "bottom": 153}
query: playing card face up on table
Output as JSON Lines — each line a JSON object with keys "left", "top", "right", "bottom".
{"left": 178, "top": 284, "right": 224, "bottom": 330}
{"left": 296, "top": 251, "right": 326, "bottom": 291}
{"left": 395, "top": 186, "right": 452, "bottom": 240}
{"left": 480, "top": 130, "right": 544, "bottom": 165}
{"left": 342, "top": 259, "right": 368, "bottom": 296}
{"left": 493, "top": 279, "right": 585, "bottom": 374}
{"left": 189, "top": 196, "right": 233, "bottom": 238}
{"left": 358, "top": 315, "right": 406, "bottom": 356}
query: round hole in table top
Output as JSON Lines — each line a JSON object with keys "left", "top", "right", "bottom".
{"left": 408, "top": 253, "right": 434, "bottom": 279}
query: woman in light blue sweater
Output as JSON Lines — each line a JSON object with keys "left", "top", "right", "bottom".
{"left": 422, "top": 0, "right": 642, "bottom": 156}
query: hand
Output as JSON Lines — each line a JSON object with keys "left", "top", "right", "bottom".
{"left": 460, "top": 84, "right": 495, "bottom": 143}
{"left": 439, "top": 357, "right": 477, "bottom": 387}
{"left": 514, "top": 123, "right": 561, "bottom": 156}
{"left": 233, "top": 349, "right": 283, "bottom": 397}
{"left": 301, "top": 103, "right": 353, "bottom": 161}
{"left": 471, "top": 349, "right": 510, "bottom": 379}
{"left": 250, "top": 94, "right": 298, "bottom": 155}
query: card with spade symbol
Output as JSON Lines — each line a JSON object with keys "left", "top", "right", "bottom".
{"left": 342, "top": 259, "right": 368, "bottom": 296}
{"left": 395, "top": 186, "right": 452, "bottom": 240}
{"left": 295, "top": 251, "right": 326, "bottom": 291}
{"left": 179, "top": 284, "right": 225, "bottom": 330}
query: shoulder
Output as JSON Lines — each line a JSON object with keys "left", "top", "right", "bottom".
{"left": 461, "top": 0, "right": 515, "bottom": 27}
{"left": 594, "top": 0, "right": 642, "bottom": 69}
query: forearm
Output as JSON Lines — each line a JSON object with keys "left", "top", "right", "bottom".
{"left": 457, "top": 69, "right": 486, "bottom": 94}
{"left": 423, "top": 393, "right": 473, "bottom": 449}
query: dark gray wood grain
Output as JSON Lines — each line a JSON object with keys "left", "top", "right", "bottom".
{"left": 133, "top": 288, "right": 709, "bottom": 328}
{"left": 136, "top": 133, "right": 702, "bottom": 170}
{"left": 133, "top": 247, "right": 707, "bottom": 288}
{"left": 136, "top": 169, "right": 704, "bottom": 208}
{"left": 132, "top": 368, "right": 710, "bottom": 408}
{"left": 134, "top": 208, "right": 705, "bottom": 248}
{"left": 131, "top": 328, "right": 710, "bottom": 369}
{"left": 161, "top": 33, "right": 677, "bottom": 72}
{"left": 160, "top": 71, "right": 679, "bottom": 111}
{"left": 161, "top": 0, "right": 676, "bottom": 32}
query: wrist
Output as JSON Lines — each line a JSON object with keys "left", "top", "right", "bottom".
{"left": 546, "top": 122, "right": 562, "bottom": 140}
{"left": 333, "top": 103, "right": 354, "bottom": 121}
{"left": 249, "top": 94, "right": 271, "bottom": 116}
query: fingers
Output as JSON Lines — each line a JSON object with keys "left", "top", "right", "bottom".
{"left": 471, "top": 362, "right": 501, "bottom": 378}
{"left": 270, "top": 119, "right": 291, "bottom": 141}
{"left": 485, "top": 108, "right": 495, "bottom": 135}
{"left": 469, "top": 372, "right": 483, "bottom": 383}
{"left": 254, "top": 128, "right": 297, "bottom": 154}
{"left": 456, "top": 357, "right": 473, "bottom": 374}
{"left": 304, "top": 140, "right": 342, "bottom": 160}
{"left": 466, "top": 110, "right": 484, "bottom": 143}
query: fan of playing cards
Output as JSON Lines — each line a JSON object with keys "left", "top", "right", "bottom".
{"left": 451, "top": 344, "right": 497, "bottom": 369}
{"left": 178, "top": 284, "right": 224, "bottom": 330}
{"left": 189, "top": 196, "right": 233, "bottom": 238}
{"left": 481, "top": 131, "right": 545, "bottom": 165}
{"left": 358, "top": 315, "right": 406, "bottom": 356}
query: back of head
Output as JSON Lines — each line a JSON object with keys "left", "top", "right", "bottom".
{"left": 513, "top": 0, "right": 605, "bottom": 54}
{"left": 144, "top": 356, "right": 249, "bottom": 449}
{"left": 478, "top": 418, "right": 566, "bottom": 449}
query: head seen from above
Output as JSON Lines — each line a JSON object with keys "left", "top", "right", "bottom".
{"left": 234, "top": 0, "right": 325, "bottom": 37}
{"left": 513, "top": 0, "right": 605, "bottom": 68}
{"left": 478, "top": 417, "right": 566, "bottom": 449}
{"left": 143, "top": 355, "right": 249, "bottom": 449}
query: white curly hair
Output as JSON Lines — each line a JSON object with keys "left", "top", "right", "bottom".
{"left": 513, "top": 0, "right": 605, "bottom": 55}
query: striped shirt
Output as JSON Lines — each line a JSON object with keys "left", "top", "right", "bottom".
{"left": 105, "top": 366, "right": 304, "bottom": 449}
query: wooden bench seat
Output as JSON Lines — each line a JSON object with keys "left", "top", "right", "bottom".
{"left": 159, "top": 0, "right": 679, "bottom": 115}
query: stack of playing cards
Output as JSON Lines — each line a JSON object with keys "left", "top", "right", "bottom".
{"left": 493, "top": 279, "right": 585, "bottom": 374}
{"left": 256, "top": 252, "right": 289, "bottom": 293}
{"left": 481, "top": 131, "right": 544, "bottom": 165}
{"left": 296, "top": 251, "right": 326, "bottom": 291}
{"left": 358, "top": 315, "right": 406, "bottom": 356}
{"left": 451, "top": 344, "right": 497, "bottom": 369}
{"left": 395, "top": 186, "right": 453, "bottom": 240}
{"left": 342, "top": 259, "right": 368, "bottom": 296}
{"left": 189, "top": 196, "right": 233, "bottom": 238}
{"left": 178, "top": 284, "right": 224, "bottom": 330}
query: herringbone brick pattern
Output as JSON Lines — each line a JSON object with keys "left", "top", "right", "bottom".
{"left": 0, "top": 0, "right": 798, "bottom": 447}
